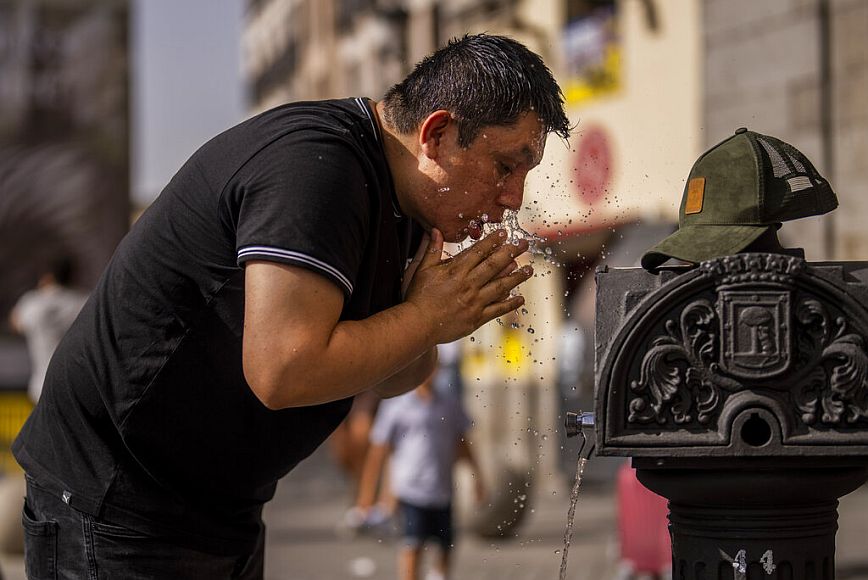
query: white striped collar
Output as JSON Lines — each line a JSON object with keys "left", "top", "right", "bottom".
{"left": 238, "top": 246, "right": 353, "bottom": 296}
{"left": 355, "top": 97, "right": 379, "bottom": 143}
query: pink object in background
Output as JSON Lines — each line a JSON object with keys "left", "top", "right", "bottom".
{"left": 617, "top": 463, "right": 671, "bottom": 575}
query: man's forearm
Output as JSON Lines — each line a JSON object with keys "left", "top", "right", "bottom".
{"left": 374, "top": 347, "right": 438, "bottom": 398}
{"left": 245, "top": 285, "right": 439, "bottom": 409}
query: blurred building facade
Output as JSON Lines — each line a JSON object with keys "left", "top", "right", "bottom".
{"left": 0, "top": 0, "right": 129, "bottom": 390}
{"left": 242, "top": 0, "right": 868, "bottom": 498}
{"left": 0, "top": 0, "right": 130, "bottom": 313}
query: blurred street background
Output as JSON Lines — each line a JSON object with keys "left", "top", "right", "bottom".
{"left": 1, "top": 0, "right": 868, "bottom": 578}
{"left": 1, "top": 443, "right": 867, "bottom": 580}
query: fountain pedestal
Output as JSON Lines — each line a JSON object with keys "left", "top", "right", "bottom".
{"left": 636, "top": 463, "right": 868, "bottom": 579}
{"left": 592, "top": 255, "right": 868, "bottom": 580}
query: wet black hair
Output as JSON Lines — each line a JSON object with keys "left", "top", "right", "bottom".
{"left": 383, "top": 33, "right": 571, "bottom": 147}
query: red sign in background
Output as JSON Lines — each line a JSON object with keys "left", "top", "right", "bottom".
{"left": 574, "top": 125, "right": 612, "bottom": 205}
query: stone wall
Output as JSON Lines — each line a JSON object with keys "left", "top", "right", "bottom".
{"left": 703, "top": 0, "right": 868, "bottom": 260}
{"left": 832, "top": 0, "right": 868, "bottom": 259}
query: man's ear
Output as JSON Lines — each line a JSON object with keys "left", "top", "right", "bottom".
{"left": 419, "top": 110, "right": 452, "bottom": 159}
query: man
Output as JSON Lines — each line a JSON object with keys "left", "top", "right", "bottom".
{"left": 14, "top": 33, "right": 570, "bottom": 578}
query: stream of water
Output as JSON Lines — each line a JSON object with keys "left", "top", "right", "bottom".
{"left": 558, "top": 455, "right": 589, "bottom": 580}
{"left": 452, "top": 209, "right": 562, "bottom": 267}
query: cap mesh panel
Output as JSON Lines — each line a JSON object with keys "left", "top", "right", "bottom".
{"left": 755, "top": 134, "right": 837, "bottom": 221}
{"left": 758, "top": 137, "right": 791, "bottom": 178}
{"left": 787, "top": 153, "right": 806, "bottom": 173}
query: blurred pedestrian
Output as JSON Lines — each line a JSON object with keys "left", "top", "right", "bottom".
{"left": 12, "top": 33, "right": 570, "bottom": 578}
{"left": 355, "top": 374, "right": 484, "bottom": 580}
{"left": 9, "top": 256, "right": 87, "bottom": 404}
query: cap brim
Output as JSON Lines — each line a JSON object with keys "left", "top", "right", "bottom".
{"left": 641, "top": 224, "right": 772, "bottom": 272}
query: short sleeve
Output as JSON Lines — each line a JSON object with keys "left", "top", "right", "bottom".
{"left": 228, "top": 129, "right": 371, "bottom": 298}
{"left": 370, "top": 397, "right": 400, "bottom": 445}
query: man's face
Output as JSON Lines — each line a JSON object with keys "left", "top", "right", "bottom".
{"left": 422, "top": 112, "right": 546, "bottom": 243}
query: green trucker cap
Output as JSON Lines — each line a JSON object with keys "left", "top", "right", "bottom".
{"left": 641, "top": 127, "right": 838, "bottom": 272}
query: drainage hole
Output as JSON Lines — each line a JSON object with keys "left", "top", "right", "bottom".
{"left": 740, "top": 413, "right": 772, "bottom": 447}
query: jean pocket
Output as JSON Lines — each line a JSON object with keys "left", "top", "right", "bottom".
{"left": 22, "top": 497, "right": 58, "bottom": 580}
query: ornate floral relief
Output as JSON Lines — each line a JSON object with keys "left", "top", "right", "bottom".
{"left": 793, "top": 299, "right": 868, "bottom": 425}
{"left": 628, "top": 300, "right": 741, "bottom": 426}
{"left": 625, "top": 255, "right": 868, "bottom": 429}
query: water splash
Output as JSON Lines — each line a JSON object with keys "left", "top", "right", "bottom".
{"left": 457, "top": 209, "right": 563, "bottom": 267}
{"left": 558, "top": 456, "right": 589, "bottom": 580}
{"left": 484, "top": 209, "right": 540, "bottom": 244}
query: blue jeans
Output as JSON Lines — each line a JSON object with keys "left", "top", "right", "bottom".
{"left": 22, "top": 477, "right": 264, "bottom": 580}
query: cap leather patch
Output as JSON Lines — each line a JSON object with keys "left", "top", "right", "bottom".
{"left": 685, "top": 177, "right": 705, "bottom": 214}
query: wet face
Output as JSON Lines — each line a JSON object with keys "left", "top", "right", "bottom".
{"left": 419, "top": 112, "right": 546, "bottom": 243}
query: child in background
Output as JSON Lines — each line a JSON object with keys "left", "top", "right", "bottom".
{"left": 355, "top": 375, "right": 484, "bottom": 580}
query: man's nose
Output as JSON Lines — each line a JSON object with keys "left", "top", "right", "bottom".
{"left": 498, "top": 177, "right": 525, "bottom": 210}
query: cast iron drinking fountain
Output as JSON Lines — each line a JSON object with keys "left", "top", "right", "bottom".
{"left": 565, "top": 130, "right": 868, "bottom": 579}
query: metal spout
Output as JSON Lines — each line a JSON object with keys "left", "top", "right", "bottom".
{"left": 565, "top": 411, "right": 595, "bottom": 438}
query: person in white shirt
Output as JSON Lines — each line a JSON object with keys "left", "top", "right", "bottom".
{"left": 10, "top": 257, "right": 88, "bottom": 403}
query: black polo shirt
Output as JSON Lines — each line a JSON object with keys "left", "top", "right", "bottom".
{"left": 13, "top": 98, "right": 420, "bottom": 554}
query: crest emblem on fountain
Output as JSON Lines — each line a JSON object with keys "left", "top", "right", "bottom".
{"left": 713, "top": 254, "right": 800, "bottom": 381}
